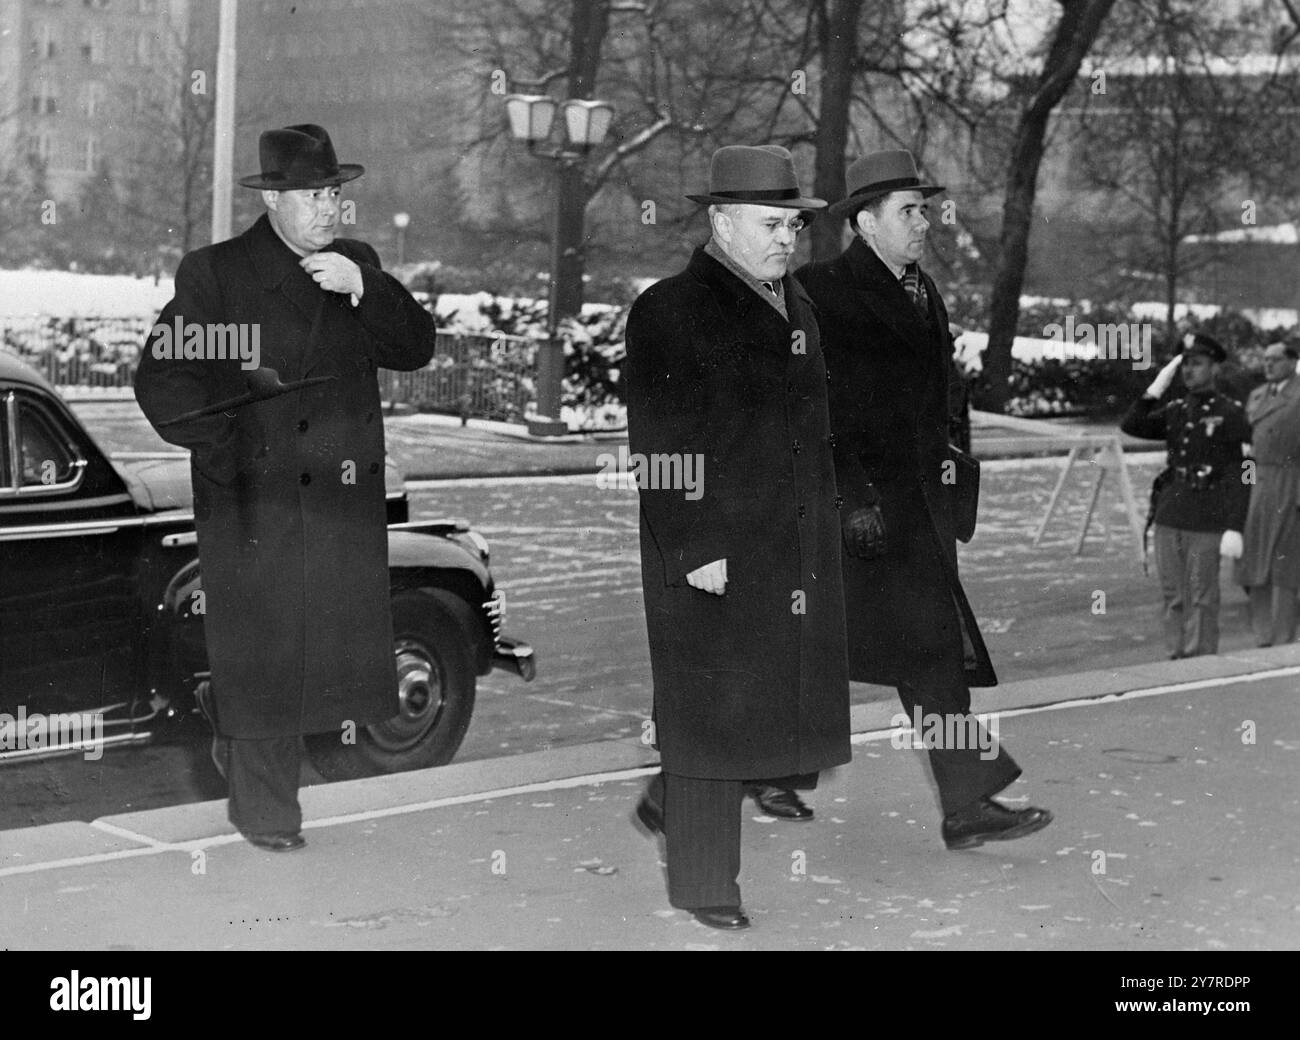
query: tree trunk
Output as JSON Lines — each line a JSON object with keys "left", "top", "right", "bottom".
{"left": 982, "top": 0, "right": 1118, "bottom": 411}
{"left": 810, "top": 0, "right": 864, "bottom": 261}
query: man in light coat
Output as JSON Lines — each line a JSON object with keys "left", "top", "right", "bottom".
{"left": 135, "top": 125, "right": 435, "bottom": 851}
{"left": 1237, "top": 341, "right": 1300, "bottom": 645}
{"left": 625, "top": 146, "right": 851, "bottom": 929}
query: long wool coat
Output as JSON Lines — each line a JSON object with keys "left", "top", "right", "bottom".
{"left": 135, "top": 215, "right": 435, "bottom": 739}
{"left": 625, "top": 246, "right": 852, "bottom": 780}
{"left": 796, "top": 238, "right": 996, "bottom": 692}
{"left": 1238, "top": 376, "right": 1300, "bottom": 589}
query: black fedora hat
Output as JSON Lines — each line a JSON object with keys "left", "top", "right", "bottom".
{"left": 686, "top": 145, "right": 827, "bottom": 210}
{"left": 827, "top": 149, "right": 944, "bottom": 220}
{"left": 238, "top": 124, "right": 364, "bottom": 190}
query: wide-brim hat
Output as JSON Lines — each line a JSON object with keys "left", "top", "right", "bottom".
{"left": 1182, "top": 332, "right": 1228, "bottom": 363}
{"left": 827, "top": 149, "right": 944, "bottom": 219}
{"left": 686, "top": 145, "right": 827, "bottom": 210}
{"left": 238, "top": 124, "right": 364, "bottom": 190}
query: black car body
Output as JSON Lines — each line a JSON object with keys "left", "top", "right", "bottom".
{"left": 0, "top": 350, "right": 534, "bottom": 779}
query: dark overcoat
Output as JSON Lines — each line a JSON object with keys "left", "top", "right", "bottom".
{"left": 796, "top": 238, "right": 996, "bottom": 691}
{"left": 624, "top": 246, "right": 852, "bottom": 780}
{"left": 135, "top": 215, "right": 435, "bottom": 738}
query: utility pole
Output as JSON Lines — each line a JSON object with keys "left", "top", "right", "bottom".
{"left": 210, "top": 0, "right": 238, "bottom": 244}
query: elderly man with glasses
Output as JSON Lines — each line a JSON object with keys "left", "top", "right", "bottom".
{"left": 624, "top": 145, "right": 851, "bottom": 930}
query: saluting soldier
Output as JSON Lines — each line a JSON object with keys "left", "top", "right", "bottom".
{"left": 1120, "top": 334, "right": 1251, "bottom": 658}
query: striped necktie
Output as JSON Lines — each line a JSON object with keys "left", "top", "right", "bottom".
{"left": 901, "top": 263, "right": 928, "bottom": 319}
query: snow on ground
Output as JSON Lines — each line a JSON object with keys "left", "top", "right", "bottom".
{"left": 0, "top": 270, "right": 176, "bottom": 317}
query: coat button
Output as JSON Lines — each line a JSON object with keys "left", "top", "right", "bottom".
{"left": 297, "top": 419, "right": 309, "bottom": 433}
{"left": 798, "top": 504, "right": 807, "bottom": 518}
{"left": 369, "top": 462, "right": 380, "bottom": 474}
{"left": 300, "top": 473, "right": 311, "bottom": 486}
{"left": 792, "top": 440, "right": 801, "bottom": 454}
{"left": 834, "top": 494, "right": 844, "bottom": 510}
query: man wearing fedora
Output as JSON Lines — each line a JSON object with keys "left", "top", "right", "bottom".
{"left": 135, "top": 124, "right": 435, "bottom": 851}
{"left": 796, "top": 150, "right": 1052, "bottom": 850}
{"left": 625, "top": 145, "right": 851, "bottom": 929}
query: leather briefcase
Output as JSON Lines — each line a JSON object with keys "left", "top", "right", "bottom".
{"left": 947, "top": 444, "right": 980, "bottom": 543}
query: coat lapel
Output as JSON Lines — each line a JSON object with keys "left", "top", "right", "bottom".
{"left": 688, "top": 247, "right": 797, "bottom": 355}
{"left": 843, "top": 238, "right": 932, "bottom": 355}
{"left": 243, "top": 215, "right": 325, "bottom": 380}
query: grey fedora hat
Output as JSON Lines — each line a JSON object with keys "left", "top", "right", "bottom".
{"left": 827, "top": 149, "right": 943, "bottom": 219}
{"left": 686, "top": 145, "right": 827, "bottom": 209}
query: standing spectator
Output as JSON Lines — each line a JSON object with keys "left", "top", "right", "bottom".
{"left": 1237, "top": 341, "right": 1300, "bottom": 646}
{"left": 1120, "top": 335, "right": 1250, "bottom": 658}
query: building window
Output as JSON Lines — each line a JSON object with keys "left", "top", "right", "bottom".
{"left": 31, "top": 81, "right": 59, "bottom": 115}
{"left": 32, "top": 23, "right": 59, "bottom": 59}
{"left": 84, "top": 0, "right": 112, "bottom": 9}
{"left": 30, "top": 133, "right": 54, "bottom": 164}
{"left": 83, "top": 82, "right": 107, "bottom": 118}
{"left": 82, "top": 28, "right": 107, "bottom": 63}
{"left": 85, "top": 135, "right": 100, "bottom": 173}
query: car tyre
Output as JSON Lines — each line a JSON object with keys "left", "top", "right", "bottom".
{"left": 305, "top": 590, "right": 476, "bottom": 781}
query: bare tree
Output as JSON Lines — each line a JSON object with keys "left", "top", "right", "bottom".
{"left": 982, "top": 0, "right": 1118, "bottom": 412}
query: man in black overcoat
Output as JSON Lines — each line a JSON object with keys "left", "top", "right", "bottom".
{"left": 796, "top": 150, "right": 1052, "bottom": 850}
{"left": 135, "top": 125, "right": 435, "bottom": 851}
{"left": 625, "top": 146, "right": 852, "bottom": 929}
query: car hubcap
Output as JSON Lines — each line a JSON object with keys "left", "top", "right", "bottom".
{"left": 366, "top": 638, "right": 445, "bottom": 752}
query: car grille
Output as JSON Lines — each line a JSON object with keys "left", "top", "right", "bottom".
{"left": 483, "top": 590, "right": 505, "bottom": 645}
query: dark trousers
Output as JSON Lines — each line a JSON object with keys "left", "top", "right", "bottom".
{"left": 647, "top": 772, "right": 743, "bottom": 910}
{"left": 214, "top": 735, "right": 304, "bottom": 834}
{"left": 896, "top": 680, "right": 1021, "bottom": 816}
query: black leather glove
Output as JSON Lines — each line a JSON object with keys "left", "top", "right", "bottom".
{"left": 843, "top": 505, "right": 887, "bottom": 560}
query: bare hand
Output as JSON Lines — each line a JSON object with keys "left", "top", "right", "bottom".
{"left": 685, "top": 558, "right": 727, "bottom": 595}
{"left": 301, "top": 252, "right": 363, "bottom": 298}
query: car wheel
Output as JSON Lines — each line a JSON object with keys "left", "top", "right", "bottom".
{"left": 305, "top": 590, "right": 476, "bottom": 781}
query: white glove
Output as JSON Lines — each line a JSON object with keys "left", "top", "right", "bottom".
{"left": 1220, "top": 530, "right": 1243, "bottom": 559}
{"left": 685, "top": 558, "right": 727, "bottom": 595}
{"left": 1146, "top": 354, "right": 1182, "bottom": 398}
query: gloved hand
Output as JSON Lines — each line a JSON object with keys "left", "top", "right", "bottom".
{"left": 1220, "top": 530, "right": 1244, "bottom": 559}
{"left": 685, "top": 558, "right": 727, "bottom": 595}
{"left": 843, "top": 505, "right": 887, "bottom": 560}
{"left": 1145, "top": 354, "right": 1183, "bottom": 398}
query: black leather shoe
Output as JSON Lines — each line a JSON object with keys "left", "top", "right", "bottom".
{"left": 747, "top": 784, "right": 813, "bottom": 821}
{"left": 633, "top": 796, "right": 664, "bottom": 837}
{"left": 942, "top": 798, "right": 1053, "bottom": 850}
{"left": 691, "top": 905, "right": 750, "bottom": 930}
{"left": 242, "top": 831, "right": 306, "bottom": 852}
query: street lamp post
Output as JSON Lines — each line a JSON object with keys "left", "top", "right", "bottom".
{"left": 504, "top": 91, "right": 614, "bottom": 437}
{"left": 392, "top": 211, "right": 410, "bottom": 267}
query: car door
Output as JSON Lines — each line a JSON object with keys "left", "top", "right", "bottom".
{"left": 0, "top": 386, "right": 146, "bottom": 715}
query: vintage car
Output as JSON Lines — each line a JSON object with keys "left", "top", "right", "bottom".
{"left": 0, "top": 350, "right": 534, "bottom": 780}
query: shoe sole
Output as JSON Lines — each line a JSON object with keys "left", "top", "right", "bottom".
{"left": 944, "top": 810, "right": 1054, "bottom": 850}
{"left": 632, "top": 803, "right": 663, "bottom": 838}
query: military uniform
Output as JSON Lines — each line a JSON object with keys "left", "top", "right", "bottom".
{"left": 1121, "top": 387, "right": 1250, "bottom": 656}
